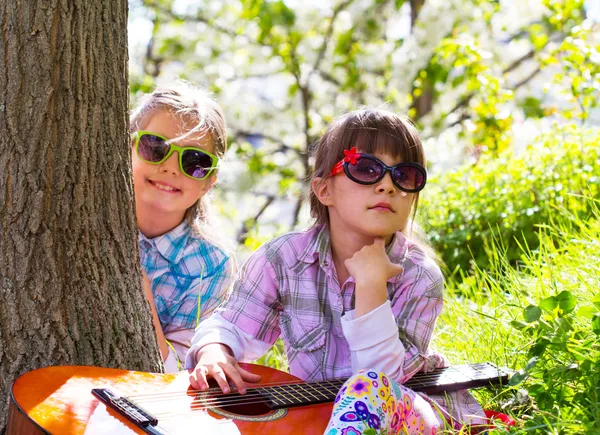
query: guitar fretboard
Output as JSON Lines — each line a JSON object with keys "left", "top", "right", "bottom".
{"left": 258, "top": 362, "right": 510, "bottom": 410}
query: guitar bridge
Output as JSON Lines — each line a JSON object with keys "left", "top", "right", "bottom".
{"left": 92, "top": 388, "right": 163, "bottom": 434}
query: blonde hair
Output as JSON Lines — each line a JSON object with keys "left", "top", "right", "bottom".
{"left": 130, "top": 81, "right": 228, "bottom": 248}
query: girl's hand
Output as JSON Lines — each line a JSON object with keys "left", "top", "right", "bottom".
{"left": 189, "top": 343, "right": 261, "bottom": 394}
{"left": 345, "top": 238, "right": 404, "bottom": 317}
{"left": 344, "top": 238, "right": 403, "bottom": 285}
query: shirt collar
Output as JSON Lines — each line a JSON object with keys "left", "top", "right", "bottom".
{"left": 298, "top": 224, "right": 333, "bottom": 270}
{"left": 139, "top": 221, "right": 192, "bottom": 264}
{"left": 387, "top": 231, "right": 409, "bottom": 265}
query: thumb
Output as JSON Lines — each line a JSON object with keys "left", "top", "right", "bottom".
{"left": 374, "top": 237, "right": 386, "bottom": 248}
{"left": 388, "top": 263, "right": 404, "bottom": 277}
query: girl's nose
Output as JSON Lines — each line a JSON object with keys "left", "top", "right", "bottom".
{"left": 159, "top": 151, "right": 180, "bottom": 175}
{"left": 377, "top": 170, "right": 396, "bottom": 194}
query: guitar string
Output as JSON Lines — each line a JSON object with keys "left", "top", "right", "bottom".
{"left": 147, "top": 383, "right": 347, "bottom": 419}
{"left": 140, "top": 375, "right": 495, "bottom": 421}
{"left": 129, "top": 371, "right": 503, "bottom": 415}
{"left": 127, "top": 379, "right": 342, "bottom": 401}
{"left": 143, "top": 375, "right": 465, "bottom": 413}
{"left": 128, "top": 367, "right": 505, "bottom": 420}
{"left": 128, "top": 378, "right": 500, "bottom": 414}
{"left": 132, "top": 381, "right": 345, "bottom": 411}
{"left": 126, "top": 365, "right": 499, "bottom": 402}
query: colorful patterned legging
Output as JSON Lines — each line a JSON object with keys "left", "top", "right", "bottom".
{"left": 324, "top": 370, "right": 442, "bottom": 435}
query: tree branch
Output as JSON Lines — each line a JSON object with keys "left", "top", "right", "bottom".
{"left": 315, "top": 69, "right": 343, "bottom": 87}
{"left": 444, "top": 33, "right": 563, "bottom": 126}
{"left": 511, "top": 66, "right": 542, "bottom": 90}
{"left": 445, "top": 65, "right": 543, "bottom": 129}
{"left": 231, "top": 129, "right": 302, "bottom": 156}
{"left": 225, "top": 70, "right": 287, "bottom": 82}
{"left": 143, "top": 17, "right": 163, "bottom": 78}
{"left": 142, "top": 0, "right": 270, "bottom": 47}
{"left": 311, "top": 0, "right": 355, "bottom": 75}
{"left": 504, "top": 48, "right": 536, "bottom": 75}
{"left": 237, "top": 194, "right": 275, "bottom": 244}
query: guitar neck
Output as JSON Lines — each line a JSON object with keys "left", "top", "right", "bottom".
{"left": 260, "top": 362, "right": 511, "bottom": 410}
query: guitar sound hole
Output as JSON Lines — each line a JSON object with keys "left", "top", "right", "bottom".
{"left": 214, "top": 391, "right": 273, "bottom": 416}
{"left": 207, "top": 379, "right": 273, "bottom": 416}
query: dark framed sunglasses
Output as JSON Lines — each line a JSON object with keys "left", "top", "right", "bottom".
{"left": 330, "top": 147, "right": 427, "bottom": 193}
{"left": 132, "top": 130, "right": 219, "bottom": 180}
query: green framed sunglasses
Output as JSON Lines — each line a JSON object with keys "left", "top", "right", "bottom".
{"left": 132, "top": 130, "right": 219, "bottom": 180}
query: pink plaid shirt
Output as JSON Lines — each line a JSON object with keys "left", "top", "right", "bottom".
{"left": 188, "top": 224, "right": 485, "bottom": 424}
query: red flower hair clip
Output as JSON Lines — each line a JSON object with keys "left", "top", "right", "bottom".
{"left": 331, "top": 147, "right": 362, "bottom": 176}
{"left": 343, "top": 147, "right": 360, "bottom": 164}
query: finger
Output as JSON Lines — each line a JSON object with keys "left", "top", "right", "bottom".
{"left": 189, "top": 366, "right": 209, "bottom": 391}
{"left": 209, "top": 365, "right": 231, "bottom": 394}
{"left": 389, "top": 263, "right": 404, "bottom": 276}
{"left": 374, "top": 237, "right": 386, "bottom": 248}
{"left": 221, "top": 364, "right": 249, "bottom": 394}
{"left": 239, "top": 366, "right": 262, "bottom": 384}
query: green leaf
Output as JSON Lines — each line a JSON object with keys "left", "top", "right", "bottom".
{"left": 521, "top": 96, "right": 546, "bottom": 119}
{"left": 557, "top": 291, "right": 577, "bottom": 313}
{"left": 592, "top": 314, "right": 600, "bottom": 335}
{"left": 529, "top": 339, "right": 548, "bottom": 357}
{"left": 554, "top": 317, "right": 573, "bottom": 335}
{"left": 577, "top": 305, "right": 596, "bottom": 319}
{"left": 510, "top": 320, "right": 528, "bottom": 330}
{"left": 524, "top": 305, "right": 542, "bottom": 322}
{"left": 539, "top": 296, "right": 558, "bottom": 311}
{"left": 593, "top": 292, "right": 600, "bottom": 309}
{"left": 525, "top": 356, "right": 539, "bottom": 371}
{"left": 508, "top": 370, "right": 527, "bottom": 386}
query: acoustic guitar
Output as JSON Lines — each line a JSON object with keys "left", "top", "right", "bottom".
{"left": 7, "top": 362, "right": 510, "bottom": 435}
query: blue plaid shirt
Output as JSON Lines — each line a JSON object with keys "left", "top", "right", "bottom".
{"left": 139, "top": 221, "right": 233, "bottom": 334}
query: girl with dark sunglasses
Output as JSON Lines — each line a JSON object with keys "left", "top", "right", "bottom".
{"left": 186, "top": 108, "right": 488, "bottom": 433}
{"left": 130, "top": 82, "right": 234, "bottom": 373}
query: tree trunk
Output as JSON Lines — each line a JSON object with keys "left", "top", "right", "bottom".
{"left": 0, "top": 1, "right": 162, "bottom": 430}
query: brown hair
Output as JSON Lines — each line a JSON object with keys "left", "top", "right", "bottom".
{"left": 309, "top": 107, "right": 426, "bottom": 233}
{"left": 130, "top": 81, "right": 228, "bottom": 247}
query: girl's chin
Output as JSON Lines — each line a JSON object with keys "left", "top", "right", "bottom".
{"left": 139, "top": 199, "right": 188, "bottom": 216}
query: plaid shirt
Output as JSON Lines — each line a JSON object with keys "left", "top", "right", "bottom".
{"left": 189, "top": 224, "right": 486, "bottom": 424}
{"left": 212, "top": 224, "right": 443, "bottom": 381}
{"left": 139, "top": 221, "right": 233, "bottom": 334}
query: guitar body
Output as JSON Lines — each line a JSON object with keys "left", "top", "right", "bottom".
{"left": 8, "top": 363, "right": 333, "bottom": 435}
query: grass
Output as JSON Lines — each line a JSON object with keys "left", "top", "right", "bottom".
{"left": 436, "top": 199, "right": 600, "bottom": 434}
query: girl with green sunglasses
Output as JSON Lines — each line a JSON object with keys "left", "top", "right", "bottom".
{"left": 129, "top": 81, "right": 234, "bottom": 373}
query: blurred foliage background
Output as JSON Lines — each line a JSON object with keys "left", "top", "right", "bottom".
{"left": 127, "top": 1, "right": 599, "bottom": 432}
{"left": 128, "top": 0, "right": 598, "bottom": 265}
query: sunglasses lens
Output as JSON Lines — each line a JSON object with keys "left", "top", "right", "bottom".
{"left": 393, "top": 165, "right": 425, "bottom": 191}
{"left": 181, "top": 149, "right": 214, "bottom": 179}
{"left": 347, "top": 158, "right": 383, "bottom": 183}
{"left": 138, "top": 134, "right": 169, "bottom": 163}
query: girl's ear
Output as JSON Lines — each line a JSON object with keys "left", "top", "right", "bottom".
{"left": 209, "top": 174, "right": 218, "bottom": 189}
{"left": 199, "top": 174, "right": 217, "bottom": 197}
{"left": 312, "top": 177, "right": 333, "bottom": 206}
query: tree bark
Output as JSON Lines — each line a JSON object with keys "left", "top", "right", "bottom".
{"left": 0, "top": 1, "right": 162, "bottom": 430}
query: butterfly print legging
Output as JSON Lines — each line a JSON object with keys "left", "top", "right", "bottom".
{"left": 324, "top": 370, "right": 442, "bottom": 435}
